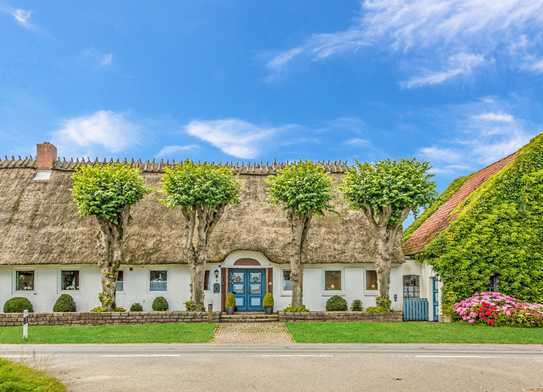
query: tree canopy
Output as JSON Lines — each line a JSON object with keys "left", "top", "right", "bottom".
{"left": 72, "top": 164, "right": 149, "bottom": 224}
{"left": 266, "top": 161, "right": 333, "bottom": 218}
{"left": 341, "top": 159, "right": 436, "bottom": 227}
{"left": 161, "top": 161, "right": 239, "bottom": 305}
{"left": 162, "top": 161, "right": 239, "bottom": 211}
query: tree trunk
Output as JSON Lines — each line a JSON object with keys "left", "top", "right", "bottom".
{"left": 97, "top": 211, "right": 127, "bottom": 311}
{"left": 376, "top": 227, "right": 392, "bottom": 302}
{"left": 183, "top": 206, "right": 226, "bottom": 306}
{"left": 191, "top": 253, "right": 206, "bottom": 305}
{"left": 290, "top": 215, "right": 311, "bottom": 307}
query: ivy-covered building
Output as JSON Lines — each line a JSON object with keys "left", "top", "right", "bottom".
{"left": 404, "top": 133, "right": 543, "bottom": 312}
{"left": 0, "top": 142, "right": 436, "bottom": 315}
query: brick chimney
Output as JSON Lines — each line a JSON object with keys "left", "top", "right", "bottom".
{"left": 36, "top": 142, "right": 57, "bottom": 170}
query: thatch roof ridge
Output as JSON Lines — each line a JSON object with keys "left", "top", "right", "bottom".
{"left": 0, "top": 156, "right": 351, "bottom": 175}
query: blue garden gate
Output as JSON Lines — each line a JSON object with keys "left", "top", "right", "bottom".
{"left": 403, "top": 298, "right": 429, "bottom": 321}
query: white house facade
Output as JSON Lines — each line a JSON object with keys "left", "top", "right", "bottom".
{"left": 0, "top": 143, "right": 440, "bottom": 320}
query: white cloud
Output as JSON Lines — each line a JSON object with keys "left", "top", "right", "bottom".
{"left": 53, "top": 111, "right": 140, "bottom": 155}
{"left": 473, "top": 112, "right": 514, "bottom": 123}
{"left": 269, "top": 0, "right": 543, "bottom": 83}
{"left": 402, "top": 53, "right": 486, "bottom": 88}
{"left": 418, "top": 99, "right": 535, "bottom": 174}
{"left": 526, "top": 59, "right": 543, "bottom": 74}
{"left": 419, "top": 147, "right": 461, "bottom": 163}
{"left": 0, "top": 5, "right": 37, "bottom": 31}
{"left": 81, "top": 49, "right": 114, "bottom": 68}
{"left": 266, "top": 47, "right": 304, "bottom": 74}
{"left": 428, "top": 164, "right": 471, "bottom": 175}
{"left": 185, "top": 118, "right": 294, "bottom": 159}
{"left": 156, "top": 144, "right": 199, "bottom": 158}
{"left": 12, "top": 9, "right": 31, "bottom": 28}
{"left": 344, "top": 138, "right": 369, "bottom": 147}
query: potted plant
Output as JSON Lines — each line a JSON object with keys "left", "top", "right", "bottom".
{"left": 225, "top": 292, "right": 236, "bottom": 315}
{"left": 263, "top": 292, "right": 274, "bottom": 314}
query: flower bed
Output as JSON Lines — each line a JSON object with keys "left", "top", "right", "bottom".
{"left": 454, "top": 292, "right": 543, "bottom": 327}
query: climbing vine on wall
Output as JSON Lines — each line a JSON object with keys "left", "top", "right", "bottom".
{"left": 416, "top": 134, "right": 543, "bottom": 312}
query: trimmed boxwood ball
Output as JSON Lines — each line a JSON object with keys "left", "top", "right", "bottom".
{"left": 53, "top": 294, "right": 76, "bottom": 312}
{"left": 351, "top": 299, "right": 363, "bottom": 312}
{"left": 326, "top": 295, "right": 348, "bottom": 311}
{"left": 130, "top": 303, "right": 143, "bottom": 312}
{"left": 3, "top": 297, "right": 33, "bottom": 313}
{"left": 152, "top": 296, "right": 168, "bottom": 311}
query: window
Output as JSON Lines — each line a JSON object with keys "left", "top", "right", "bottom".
{"left": 403, "top": 275, "right": 420, "bottom": 298}
{"left": 488, "top": 274, "right": 500, "bottom": 292}
{"left": 204, "top": 270, "right": 210, "bottom": 291}
{"left": 116, "top": 271, "right": 124, "bottom": 292}
{"left": 324, "top": 270, "right": 342, "bottom": 291}
{"left": 282, "top": 270, "right": 293, "bottom": 292}
{"left": 150, "top": 271, "right": 167, "bottom": 291}
{"left": 16, "top": 271, "right": 35, "bottom": 291}
{"left": 61, "top": 271, "right": 79, "bottom": 291}
{"left": 365, "top": 270, "right": 378, "bottom": 291}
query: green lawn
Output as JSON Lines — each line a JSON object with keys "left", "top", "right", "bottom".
{"left": 0, "top": 323, "right": 216, "bottom": 344}
{"left": 286, "top": 322, "right": 543, "bottom": 344}
{"left": 0, "top": 357, "right": 65, "bottom": 391}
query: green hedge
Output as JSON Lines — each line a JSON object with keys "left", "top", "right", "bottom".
{"left": 152, "top": 297, "right": 168, "bottom": 311}
{"left": 3, "top": 297, "right": 33, "bottom": 313}
{"left": 53, "top": 294, "right": 76, "bottom": 312}
{"left": 417, "top": 134, "right": 543, "bottom": 311}
{"left": 325, "top": 295, "right": 348, "bottom": 311}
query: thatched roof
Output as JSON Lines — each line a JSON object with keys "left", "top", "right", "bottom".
{"left": 0, "top": 157, "right": 402, "bottom": 265}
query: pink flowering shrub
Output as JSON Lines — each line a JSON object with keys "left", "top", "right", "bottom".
{"left": 454, "top": 292, "right": 543, "bottom": 327}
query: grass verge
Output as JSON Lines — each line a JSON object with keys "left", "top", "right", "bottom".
{"left": 0, "top": 357, "right": 65, "bottom": 391}
{"left": 286, "top": 321, "right": 543, "bottom": 344}
{"left": 0, "top": 323, "right": 216, "bottom": 344}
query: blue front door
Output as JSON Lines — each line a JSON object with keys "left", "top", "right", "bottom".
{"left": 229, "top": 269, "right": 265, "bottom": 312}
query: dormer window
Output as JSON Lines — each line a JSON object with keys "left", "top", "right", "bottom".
{"left": 33, "top": 170, "right": 52, "bottom": 181}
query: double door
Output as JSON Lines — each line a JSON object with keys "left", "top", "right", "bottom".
{"left": 228, "top": 269, "right": 265, "bottom": 312}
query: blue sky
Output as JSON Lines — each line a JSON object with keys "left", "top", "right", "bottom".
{"left": 1, "top": 1, "right": 543, "bottom": 190}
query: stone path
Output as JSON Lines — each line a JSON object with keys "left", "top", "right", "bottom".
{"left": 213, "top": 322, "right": 293, "bottom": 344}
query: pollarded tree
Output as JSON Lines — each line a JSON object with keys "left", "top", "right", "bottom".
{"left": 267, "top": 162, "right": 333, "bottom": 306}
{"left": 72, "top": 164, "right": 149, "bottom": 311}
{"left": 162, "top": 162, "right": 239, "bottom": 306}
{"left": 341, "top": 159, "right": 435, "bottom": 305}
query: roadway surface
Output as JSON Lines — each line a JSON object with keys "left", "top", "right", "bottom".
{"left": 2, "top": 344, "right": 543, "bottom": 391}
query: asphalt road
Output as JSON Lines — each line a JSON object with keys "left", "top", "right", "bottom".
{"left": 2, "top": 344, "right": 543, "bottom": 392}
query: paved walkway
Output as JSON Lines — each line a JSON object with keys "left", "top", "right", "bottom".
{"left": 213, "top": 322, "right": 293, "bottom": 344}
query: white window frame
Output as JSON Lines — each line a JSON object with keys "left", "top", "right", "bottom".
{"left": 280, "top": 268, "right": 293, "bottom": 297}
{"left": 149, "top": 270, "right": 168, "bottom": 292}
{"left": 322, "top": 268, "right": 344, "bottom": 296}
{"left": 13, "top": 270, "right": 36, "bottom": 293}
{"left": 116, "top": 270, "right": 125, "bottom": 293}
{"left": 364, "top": 269, "right": 378, "bottom": 296}
{"left": 59, "top": 270, "right": 80, "bottom": 292}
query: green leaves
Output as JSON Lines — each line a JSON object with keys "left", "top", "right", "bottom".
{"left": 266, "top": 161, "right": 333, "bottom": 219}
{"left": 161, "top": 161, "right": 239, "bottom": 210}
{"left": 72, "top": 164, "right": 149, "bottom": 224}
{"left": 420, "top": 134, "right": 543, "bottom": 308}
{"left": 341, "top": 159, "right": 436, "bottom": 226}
